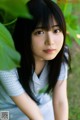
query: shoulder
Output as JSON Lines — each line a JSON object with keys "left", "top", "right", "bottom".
{"left": 58, "top": 62, "right": 68, "bottom": 80}
{"left": 0, "top": 68, "right": 25, "bottom": 96}
{"left": 0, "top": 68, "right": 18, "bottom": 80}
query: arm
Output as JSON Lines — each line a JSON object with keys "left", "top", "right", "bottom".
{"left": 0, "top": 69, "right": 43, "bottom": 120}
{"left": 11, "top": 92, "right": 43, "bottom": 120}
{"left": 52, "top": 79, "right": 68, "bottom": 120}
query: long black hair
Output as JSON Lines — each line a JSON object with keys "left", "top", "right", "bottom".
{"left": 13, "top": 0, "right": 70, "bottom": 102}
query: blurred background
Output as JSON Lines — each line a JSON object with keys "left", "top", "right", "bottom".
{"left": 67, "top": 3, "right": 80, "bottom": 120}
{"left": 0, "top": 0, "right": 80, "bottom": 119}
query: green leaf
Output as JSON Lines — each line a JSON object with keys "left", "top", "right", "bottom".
{"left": 67, "top": 23, "right": 80, "bottom": 45}
{"left": 66, "top": 15, "right": 78, "bottom": 30}
{"left": 39, "top": 85, "right": 48, "bottom": 94}
{"left": 59, "top": 3, "right": 73, "bottom": 17}
{"left": 66, "top": 35, "right": 73, "bottom": 47}
{"left": 0, "top": 0, "right": 32, "bottom": 18}
{"left": 51, "top": 0, "right": 57, "bottom": 3}
{"left": 0, "top": 23, "right": 21, "bottom": 70}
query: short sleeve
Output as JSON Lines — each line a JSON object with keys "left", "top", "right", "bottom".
{"left": 58, "top": 62, "right": 68, "bottom": 80}
{"left": 0, "top": 69, "right": 25, "bottom": 96}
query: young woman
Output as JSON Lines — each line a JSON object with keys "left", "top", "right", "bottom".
{"left": 0, "top": 0, "right": 70, "bottom": 120}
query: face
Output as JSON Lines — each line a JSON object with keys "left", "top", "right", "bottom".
{"left": 31, "top": 19, "right": 64, "bottom": 62}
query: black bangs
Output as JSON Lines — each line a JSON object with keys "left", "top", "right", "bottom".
{"left": 27, "top": 0, "right": 66, "bottom": 35}
{"left": 27, "top": 0, "right": 55, "bottom": 30}
{"left": 37, "top": 10, "right": 55, "bottom": 31}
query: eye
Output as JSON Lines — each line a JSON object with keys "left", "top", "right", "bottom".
{"left": 53, "top": 28, "right": 61, "bottom": 33}
{"left": 34, "top": 29, "right": 45, "bottom": 36}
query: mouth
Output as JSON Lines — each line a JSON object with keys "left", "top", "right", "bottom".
{"left": 43, "top": 49, "right": 56, "bottom": 54}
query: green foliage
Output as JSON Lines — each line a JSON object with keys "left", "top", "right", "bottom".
{"left": 68, "top": 46, "right": 80, "bottom": 120}
{"left": 0, "top": 0, "right": 31, "bottom": 70}
{"left": 0, "top": 0, "right": 31, "bottom": 18}
{"left": 0, "top": 23, "right": 20, "bottom": 70}
{"left": 39, "top": 85, "right": 48, "bottom": 94}
{"left": 58, "top": 2, "right": 80, "bottom": 46}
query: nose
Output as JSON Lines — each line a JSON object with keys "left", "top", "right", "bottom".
{"left": 45, "top": 31, "right": 54, "bottom": 45}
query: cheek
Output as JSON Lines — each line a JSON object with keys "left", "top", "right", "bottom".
{"left": 32, "top": 37, "right": 44, "bottom": 48}
{"left": 56, "top": 35, "right": 64, "bottom": 48}
{"left": 61, "top": 35, "right": 64, "bottom": 46}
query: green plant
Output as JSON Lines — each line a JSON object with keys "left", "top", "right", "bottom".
{"left": 0, "top": 0, "right": 31, "bottom": 70}
{"left": 59, "top": 3, "right": 80, "bottom": 46}
{"left": 0, "top": 0, "right": 31, "bottom": 18}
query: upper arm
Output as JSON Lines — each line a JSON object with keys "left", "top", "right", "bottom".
{"left": 53, "top": 62, "right": 68, "bottom": 101}
{"left": 0, "top": 68, "right": 25, "bottom": 96}
{"left": 53, "top": 79, "right": 67, "bottom": 102}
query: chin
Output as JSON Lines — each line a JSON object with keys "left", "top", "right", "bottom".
{"left": 44, "top": 56, "right": 57, "bottom": 60}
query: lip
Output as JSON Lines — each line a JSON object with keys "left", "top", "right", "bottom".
{"left": 43, "top": 49, "right": 56, "bottom": 53}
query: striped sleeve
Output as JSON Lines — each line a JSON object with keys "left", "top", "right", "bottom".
{"left": 0, "top": 69, "right": 25, "bottom": 96}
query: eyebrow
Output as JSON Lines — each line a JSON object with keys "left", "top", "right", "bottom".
{"left": 35, "top": 25, "right": 59, "bottom": 29}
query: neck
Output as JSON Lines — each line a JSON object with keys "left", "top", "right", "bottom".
{"left": 35, "top": 60, "right": 46, "bottom": 75}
